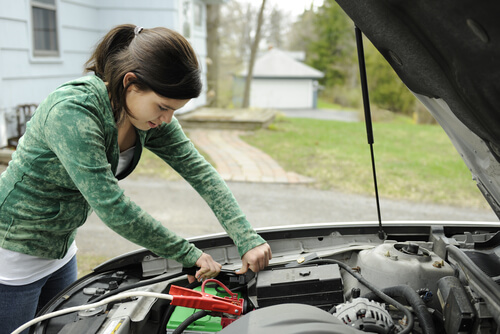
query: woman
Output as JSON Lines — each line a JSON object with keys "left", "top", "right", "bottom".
{"left": 0, "top": 24, "right": 271, "bottom": 333}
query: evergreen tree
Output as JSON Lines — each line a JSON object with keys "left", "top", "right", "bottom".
{"left": 298, "top": 0, "right": 418, "bottom": 115}
{"left": 306, "top": 0, "right": 355, "bottom": 88}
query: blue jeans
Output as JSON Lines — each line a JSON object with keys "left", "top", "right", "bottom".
{"left": 0, "top": 256, "right": 77, "bottom": 334}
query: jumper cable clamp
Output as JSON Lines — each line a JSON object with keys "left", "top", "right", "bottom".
{"left": 169, "top": 279, "right": 244, "bottom": 315}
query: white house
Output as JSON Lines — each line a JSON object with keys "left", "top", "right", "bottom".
{"left": 236, "top": 48, "right": 324, "bottom": 110}
{"left": 0, "top": 0, "right": 218, "bottom": 147}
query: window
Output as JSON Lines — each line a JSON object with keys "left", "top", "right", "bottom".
{"left": 31, "top": 0, "right": 59, "bottom": 57}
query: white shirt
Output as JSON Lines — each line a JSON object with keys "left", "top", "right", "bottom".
{"left": 0, "top": 242, "right": 77, "bottom": 285}
{"left": 116, "top": 146, "right": 135, "bottom": 176}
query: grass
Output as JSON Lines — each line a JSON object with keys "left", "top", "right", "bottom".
{"left": 77, "top": 254, "right": 109, "bottom": 278}
{"left": 126, "top": 114, "right": 487, "bottom": 209}
{"left": 76, "top": 112, "right": 488, "bottom": 275}
{"left": 241, "top": 115, "right": 488, "bottom": 209}
{"left": 317, "top": 99, "right": 344, "bottom": 110}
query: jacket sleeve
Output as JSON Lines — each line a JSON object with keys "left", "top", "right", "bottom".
{"left": 144, "top": 118, "right": 267, "bottom": 258}
{"left": 42, "top": 99, "right": 203, "bottom": 267}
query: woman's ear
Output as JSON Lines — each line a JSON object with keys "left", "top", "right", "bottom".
{"left": 123, "top": 72, "right": 138, "bottom": 88}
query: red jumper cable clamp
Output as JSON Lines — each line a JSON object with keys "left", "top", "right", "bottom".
{"left": 169, "top": 279, "right": 244, "bottom": 316}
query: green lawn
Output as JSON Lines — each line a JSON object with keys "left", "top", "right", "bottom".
{"left": 129, "top": 114, "right": 488, "bottom": 209}
{"left": 77, "top": 254, "right": 109, "bottom": 278}
{"left": 241, "top": 115, "right": 488, "bottom": 209}
{"left": 316, "top": 99, "right": 344, "bottom": 110}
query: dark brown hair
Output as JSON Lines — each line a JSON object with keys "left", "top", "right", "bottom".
{"left": 85, "top": 24, "right": 202, "bottom": 123}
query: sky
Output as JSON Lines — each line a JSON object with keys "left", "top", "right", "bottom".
{"left": 268, "top": 0, "right": 324, "bottom": 19}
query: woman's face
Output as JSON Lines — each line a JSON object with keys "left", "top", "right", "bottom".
{"left": 123, "top": 73, "right": 190, "bottom": 131}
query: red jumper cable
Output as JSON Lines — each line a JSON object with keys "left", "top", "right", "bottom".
{"left": 169, "top": 279, "right": 244, "bottom": 316}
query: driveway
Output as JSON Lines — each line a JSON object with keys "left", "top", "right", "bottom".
{"left": 1, "top": 108, "right": 497, "bottom": 260}
{"left": 77, "top": 176, "right": 497, "bottom": 258}
{"left": 279, "top": 108, "right": 359, "bottom": 122}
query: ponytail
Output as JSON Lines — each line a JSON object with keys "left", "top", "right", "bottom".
{"left": 85, "top": 24, "right": 202, "bottom": 123}
{"left": 85, "top": 24, "right": 135, "bottom": 79}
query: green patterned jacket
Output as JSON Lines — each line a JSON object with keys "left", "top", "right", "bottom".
{"left": 0, "top": 75, "right": 266, "bottom": 267}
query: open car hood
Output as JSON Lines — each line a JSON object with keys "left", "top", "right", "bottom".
{"left": 335, "top": 0, "right": 500, "bottom": 218}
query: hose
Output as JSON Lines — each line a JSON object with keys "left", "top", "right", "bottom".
{"left": 91, "top": 271, "right": 185, "bottom": 303}
{"left": 363, "top": 285, "right": 435, "bottom": 334}
{"left": 297, "top": 259, "right": 415, "bottom": 334}
{"left": 172, "top": 310, "right": 209, "bottom": 334}
{"left": 11, "top": 291, "right": 174, "bottom": 334}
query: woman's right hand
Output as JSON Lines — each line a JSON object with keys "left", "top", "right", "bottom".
{"left": 187, "top": 252, "right": 222, "bottom": 283}
{"left": 236, "top": 243, "right": 272, "bottom": 274}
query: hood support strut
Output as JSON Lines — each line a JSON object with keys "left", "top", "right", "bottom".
{"left": 354, "top": 26, "right": 386, "bottom": 240}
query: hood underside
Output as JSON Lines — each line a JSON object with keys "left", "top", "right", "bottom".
{"left": 334, "top": 0, "right": 500, "bottom": 217}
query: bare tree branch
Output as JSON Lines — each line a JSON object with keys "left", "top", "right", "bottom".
{"left": 242, "top": 0, "right": 266, "bottom": 108}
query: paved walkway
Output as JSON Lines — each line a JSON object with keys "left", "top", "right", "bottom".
{"left": 188, "top": 129, "right": 314, "bottom": 184}
{"left": 0, "top": 129, "right": 314, "bottom": 184}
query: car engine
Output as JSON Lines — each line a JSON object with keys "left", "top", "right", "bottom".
{"left": 27, "top": 223, "right": 500, "bottom": 334}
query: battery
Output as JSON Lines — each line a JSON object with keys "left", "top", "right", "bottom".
{"left": 167, "top": 285, "right": 241, "bottom": 333}
{"left": 256, "top": 264, "right": 344, "bottom": 309}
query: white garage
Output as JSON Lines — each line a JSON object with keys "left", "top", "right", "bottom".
{"left": 239, "top": 49, "right": 324, "bottom": 109}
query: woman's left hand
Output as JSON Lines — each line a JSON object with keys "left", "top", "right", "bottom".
{"left": 187, "top": 252, "right": 222, "bottom": 283}
{"left": 236, "top": 243, "right": 272, "bottom": 274}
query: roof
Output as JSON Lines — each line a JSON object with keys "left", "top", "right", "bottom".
{"left": 240, "top": 49, "right": 324, "bottom": 79}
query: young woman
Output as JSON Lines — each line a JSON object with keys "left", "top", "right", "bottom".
{"left": 0, "top": 24, "right": 271, "bottom": 333}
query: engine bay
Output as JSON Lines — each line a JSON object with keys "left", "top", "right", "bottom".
{"left": 28, "top": 223, "right": 500, "bottom": 334}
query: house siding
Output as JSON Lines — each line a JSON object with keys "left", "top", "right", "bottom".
{"left": 251, "top": 79, "right": 315, "bottom": 109}
{"left": 234, "top": 49, "right": 323, "bottom": 110}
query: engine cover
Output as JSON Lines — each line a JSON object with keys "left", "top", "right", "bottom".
{"left": 219, "top": 303, "right": 365, "bottom": 334}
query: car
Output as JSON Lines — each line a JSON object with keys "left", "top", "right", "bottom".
{"left": 16, "top": 1, "right": 500, "bottom": 333}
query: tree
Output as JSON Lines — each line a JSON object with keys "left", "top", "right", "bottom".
{"left": 294, "top": 0, "right": 418, "bottom": 114}
{"left": 266, "top": 6, "right": 287, "bottom": 49}
{"left": 206, "top": 4, "right": 221, "bottom": 107}
{"left": 219, "top": 1, "right": 256, "bottom": 64}
{"left": 214, "top": 0, "right": 289, "bottom": 108}
{"left": 242, "top": 0, "right": 266, "bottom": 108}
{"left": 286, "top": 7, "right": 316, "bottom": 52}
{"left": 306, "top": 0, "right": 356, "bottom": 88}
{"left": 364, "top": 41, "right": 418, "bottom": 115}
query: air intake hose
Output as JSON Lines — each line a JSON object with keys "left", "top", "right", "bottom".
{"left": 363, "top": 285, "right": 435, "bottom": 334}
